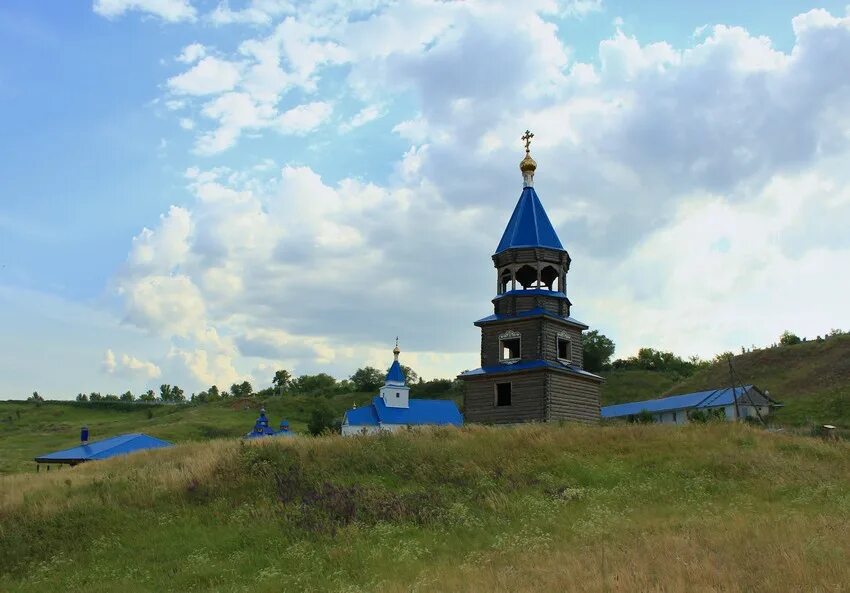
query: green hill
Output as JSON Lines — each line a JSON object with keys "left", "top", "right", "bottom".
{"left": 0, "top": 393, "right": 370, "bottom": 475}
{"left": 1, "top": 423, "right": 849, "bottom": 592}
{"left": 601, "top": 334, "right": 850, "bottom": 427}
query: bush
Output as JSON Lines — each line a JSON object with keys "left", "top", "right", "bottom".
{"left": 780, "top": 331, "right": 802, "bottom": 346}
{"left": 308, "top": 403, "right": 340, "bottom": 435}
{"left": 631, "top": 410, "right": 655, "bottom": 424}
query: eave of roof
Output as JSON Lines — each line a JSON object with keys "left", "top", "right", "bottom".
{"left": 459, "top": 359, "right": 603, "bottom": 382}
{"left": 475, "top": 307, "right": 589, "bottom": 329}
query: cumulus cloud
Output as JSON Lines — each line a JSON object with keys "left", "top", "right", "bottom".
{"left": 93, "top": 0, "right": 196, "bottom": 22}
{"left": 176, "top": 43, "right": 206, "bottom": 64}
{"left": 167, "top": 56, "right": 242, "bottom": 96}
{"left": 102, "top": 349, "right": 162, "bottom": 379}
{"left": 108, "top": 5, "right": 850, "bottom": 390}
{"left": 339, "top": 104, "right": 385, "bottom": 133}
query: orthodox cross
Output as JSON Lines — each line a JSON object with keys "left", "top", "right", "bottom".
{"left": 522, "top": 129, "right": 534, "bottom": 153}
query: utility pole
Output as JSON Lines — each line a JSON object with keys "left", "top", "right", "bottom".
{"left": 728, "top": 356, "right": 740, "bottom": 421}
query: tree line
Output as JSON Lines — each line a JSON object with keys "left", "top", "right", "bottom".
{"left": 38, "top": 327, "right": 846, "bottom": 404}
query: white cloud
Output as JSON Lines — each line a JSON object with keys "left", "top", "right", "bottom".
{"left": 209, "top": 0, "right": 293, "bottom": 26}
{"left": 339, "top": 104, "right": 385, "bottom": 133}
{"left": 561, "top": 0, "right": 604, "bottom": 18}
{"left": 276, "top": 101, "right": 333, "bottom": 134}
{"left": 167, "top": 57, "right": 242, "bottom": 96}
{"left": 176, "top": 43, "right": 206, "bottom": 64}
{"left": 93, "top": 0, "right": 196, "bottom": 22}
{"left": 102, "top": 349, "right": 162, "bottom": 380}
{"left": 105, "top": 5, "right": 850, "bottom": 391}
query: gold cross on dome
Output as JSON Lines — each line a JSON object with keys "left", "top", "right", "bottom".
{"left": 522, "top": 129, "right": 534, "bottom": 153}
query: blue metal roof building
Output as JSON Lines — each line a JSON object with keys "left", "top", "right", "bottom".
{"left": 342, "top": 343, "right": 463, "bottom": 435}
{"left": 244, "top": 409, "right": 295, "bottom": 439}
{"left": 345, "top": 396, "right": 463, "bottom": 429}
{"left": 601, "top": 385, "right": 779, "bottom": 423}
{"left": 35, "top": 433, "right": 172, "bottom": 466}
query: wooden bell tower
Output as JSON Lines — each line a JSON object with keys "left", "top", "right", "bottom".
{"left": 459, "top": 131, "right": 602, "bottom": 423}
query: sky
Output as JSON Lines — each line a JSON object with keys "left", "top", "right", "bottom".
{"left": 1, "top": 0, "right": 849, "bottom": 399}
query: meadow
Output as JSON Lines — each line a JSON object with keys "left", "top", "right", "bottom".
{"left": 1, "top": 422, "right": 849, "bottom": 592}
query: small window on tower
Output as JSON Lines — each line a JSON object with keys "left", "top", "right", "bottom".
{"left": 557, "top": 336, "right": 572, "bottom": 362}
{"left": 496, "top": 382, "right": 512, "bottom": 406}
{"left": 396, "top": 392, "right": 400, "bottom": 398}
{"left": 500, "top": 336, "right": 521, "bottom": 362}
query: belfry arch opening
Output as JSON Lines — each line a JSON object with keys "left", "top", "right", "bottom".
{"left": 515, "top": 265, "right": 537, "bottom": 289}
{"left": 540, "top": 265, "right": 560, "bottom": 292}
{"left": 499, "top": 269, "right": 513, "bottom": 294}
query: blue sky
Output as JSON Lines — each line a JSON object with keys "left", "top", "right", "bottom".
{"left": 1, "top": 0, "right": 850, "bottom": 398}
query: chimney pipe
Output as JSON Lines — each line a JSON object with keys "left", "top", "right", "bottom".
{"left": 81, "top": 426, "right": 89, "bottom": 445}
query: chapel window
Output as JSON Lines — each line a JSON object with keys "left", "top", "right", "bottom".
{"left": 496, "top": 382, "right": 512, "bottom": 406}
{"left": 499, "top": 331, "right": 521, "bottom": 362}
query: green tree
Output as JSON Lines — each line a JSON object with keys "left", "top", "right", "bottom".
{"left": 780, "top": 331, "right": 802, "bottom": 346}
{"left": 159, "top": 384, "right": 172, "bottom": 401}
{"left": 291, "top": 373, "right": 338, "bottom": 395}
{"left": 582, "top": 330, "right": 616, "bottom": 372}
{"left": 350, "top": 367, "right": 384, "bottom": 392}
{"left": 103, "top": 394, "right": 120, "bottom": 401}
{"left": 171, "top": 385, "right": 185, "bottom": 402}
{"left": 307, "top": 402, "right": 339, "bottom": 435}
{"left": 272, "top": 370, "right": 292, "bottom": 395}
{"left": 139, "top": 389, "right": 156, "bottom": 402}
{"left": 230, "top": 381, "right": 253, "bottom": 398}
{"left": 399, "top": 365, "right": 418, "bottom": 384}
{"left": 28, "top": 391, "right": 44, "bottom": 402}
{"left": 76, "top": 393, "right": 88, "bottom": 402}
{"left": 89, "top": 392, "right": 103, "bottom": 402}
{"left": 120, "top": 391, "right": 135, "bottom": 402}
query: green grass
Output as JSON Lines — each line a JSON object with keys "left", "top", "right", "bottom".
{"left": 0, "top": 393, "right": 371, "bottom": 475}
{"left": 599, "top": 369, "right": 681, "bottom": 405}
{"left": 1, "top": 423, "right": 849, "bottom": 592}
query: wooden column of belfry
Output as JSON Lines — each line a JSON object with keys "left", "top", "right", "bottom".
{"left": 458, "top": 131, "right": 603, "bottom": 424}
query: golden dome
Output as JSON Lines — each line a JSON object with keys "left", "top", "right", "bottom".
{"left": 520, "top": 152, "right": 537, "bottom": 173}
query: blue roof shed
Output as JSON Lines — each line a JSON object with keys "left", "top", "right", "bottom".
{"left": 600, "top": 385, "right": 778, "bottom": 419}
{"left": 34, "top": 433, "right": 173, "bottom": 465}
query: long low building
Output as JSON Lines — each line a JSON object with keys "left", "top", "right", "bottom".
{"left": 35, "top": 431, "right": 172, "bottom": 468}
{"left": 601, "top": 385, "right": 780, "bottom": 424}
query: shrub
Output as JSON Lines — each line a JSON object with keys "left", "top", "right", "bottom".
{"left": 631, "top": 409, "right": 655, "bottom": 424}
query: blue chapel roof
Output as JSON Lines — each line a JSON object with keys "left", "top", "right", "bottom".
{"left": 600, "top": 385, "right": 758, "bottom": 418}
{"left": 345, "top": 396, "right": 463, "bottom": 427}
{"left": 495, "top": 186, "right": 565, "bottom": 254}
{"left": 35, "top": 433, "right": 172, "bottom": 464}
{"left": 385, "top": 360, "right": 406, "bottom": 384}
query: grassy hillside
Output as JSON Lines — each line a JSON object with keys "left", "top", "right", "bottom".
{"left": 0, "top": 393, "right": 371, "bottom": 475}
{"left": 666, "top": 334, "right": 850, "bottom": 426}
{"left": 2, "top": 423, "right": 849, "bottom": 592}
{"left": 600, "top": 335, "right": 850, "bottom": 427}
{"left": 599, "top": 369, "right": 681, "bottom": 405}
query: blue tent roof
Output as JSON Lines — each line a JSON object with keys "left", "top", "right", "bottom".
{"left": 459, "top": 358, "right": 603, "bottom": 381}
{"left": 35, "top": 433, "right": 172, "bottom": 464}
{"left": 386, "top": 360, "right": 406, "bottom": 384}
{"left": 495, "top": 187, "right": 565, "bottom": 254}
{"left": 601, "top": 385, "right": 757, "bottom": 418}
{"left": 345, "top": 396, "right": 463, "bottom": 427}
